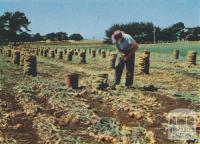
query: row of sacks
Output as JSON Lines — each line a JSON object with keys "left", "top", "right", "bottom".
{"left": 25, "top": 46, "right": 120, "bottom": 66}
{"left": 28, "top": 48, "right": 113, "bottom": 64}
{"left": 0, "top": 47, "right": 110, "bottom": 90}
{"left": 21, "top": 46, "right": 113, "bottom": 59}
{"left": 1, "top": 49, "right": 37, "bottom": 77}
{"left": 0, "top": 48, "right": 151, "bottom": 77}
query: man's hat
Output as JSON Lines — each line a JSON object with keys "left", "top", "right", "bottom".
{"left": 111, "top": 30, "right": 123, "bottom": 44}
{"left": 113, "top": 30, "right": 122, "bottom": 40}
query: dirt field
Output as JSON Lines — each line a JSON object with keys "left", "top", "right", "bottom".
{"left": 0, "top": 42, "right": 200, "bottom": 144}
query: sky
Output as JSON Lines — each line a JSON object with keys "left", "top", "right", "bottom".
{"left": 0, "top": 0, "right": 199, "bottom": 39}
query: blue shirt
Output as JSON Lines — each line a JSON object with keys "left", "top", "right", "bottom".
{"left": 116, "top": 34, "right": 135, "bottom": 51}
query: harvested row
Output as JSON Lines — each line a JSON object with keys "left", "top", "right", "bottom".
{"left": 187, "top": 51, "right": 197, "bottom": 65}
{"left": 2, "top": 49, "right": 12, "bottom": 57}
{"left": 67, "top": 50, "right": 73, "bottom": 61}
{"left": 58, "top": 50, "right": 63, "bottom": 59}
{"left": 49, "top": 50, "right": 55, "bottom": 58}
{"left": 79, "top": 51, "right": 86, "bottom": 63}
{"left": 66, "top": 73, "right": 79, "bottom": 89}
{"left": 102, "top": 50, "right": 106, "bottom": 58}
{"left": 1, "top": 48, "right": 37, "bottom": 77}
{"left": 138, "top": 50, "right": 150, "bottom": 74}
{"left": 23, "top": 54, "right": 37, "bottom": 77}
{"left": 12, "top": 50, "right": 20, "bottom": 65}
{"left": 0, "top": 43, "right": 199, "bottom": 144}
{"left": 173, "top": 49, "right": 179, "bottom": 59}
{"left": 91, "top": 73, "right": 109, "bottom": 90}
{"left": 8, "top": 45, "right": 199, "bottom": 68}
{"left": 1, "top": 46, "right": 199, "bottom": 79}
{"left": 109, "top": 52, "right": 117, "bottom": 68}
{"left": 92, "top": 50, "right": 96, "bottom": 58}
{"left": 44, "top": 49, "right": 48, "bottom": 57}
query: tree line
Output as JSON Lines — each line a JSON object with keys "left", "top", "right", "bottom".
{"left": 0, "top": 11, "right": 83, "bottom": 45}
{"left": 32, "top": 32, "right": 83, "bottom": 42}
{"left": 104, "top": 22, "right": 200, "bottom": 44}
{"left": 1, "top": 11, "right": 199, "bottom": 45}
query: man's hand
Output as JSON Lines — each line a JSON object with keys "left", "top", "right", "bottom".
{"left": 120, "top": 53, "right": 126, "bottom": 60}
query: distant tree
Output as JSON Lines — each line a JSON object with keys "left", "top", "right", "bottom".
{"left": 18, "top": 32, "right": 31, "bottom": 42}
{"left": 185, "top": 27, "right": 200, "bottom": 41}
{"left": 33, "top": 33, "right": 43, "bottom": 41}
{"left": 45, "top": 32, "right": 56, "bottom": 41}
{"left": 105, "top": 22, "right": 191, "bottom": 43}
{"left": 1, "top": 11, "right": 30, "bottom": 44}
{"left": 185, "top": 34, "right": 195, "bottom": 41}
{"left": 43, "top": 32, "right": 69, "bottom": 41}
{"left": 55, "top": 32, "right": 68, "bottom": 41}
{"left": 105, "top": 22, "right": 156, "bottom": 43}
{"left": 192, "top": 27, "right": 200, "bottom": 40}
{"left": 69, "top": 33, "right": 83, "bottom": 41}
{"left": 161, "top": 22, "right": 185, "bottom": 41}
{"left": 0, "top": 16, "right": 7, "bottom": 44}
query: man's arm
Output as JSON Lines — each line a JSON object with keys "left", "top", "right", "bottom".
{"left": 125, "top": 41, "right": 139, "bottom": 60}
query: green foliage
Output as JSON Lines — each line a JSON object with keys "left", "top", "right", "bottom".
{"left": 32, "top": 33, "right": 43, "bottom": 41}
{"left": 16, "top": 83, "right": 36, "bottom": 101}
{"left": 55, "top": 32, "right": 68, "bottom": 41}
{"left": 161, "top": 22, "right": 185, "bottom": 41}
{"left": 43, "top": 32, "right": 68, "bottom": 41}
{"left": 0, "top": 16, "right": 6, "bottom": 44}
{"left": 0, "top": 11, "right": 30, "bottom": 43}
{"left": 138, "top": 41, "right": 200, "bottom": 56}
{"left": 69, "top": 33, "right": 84, "bottom": 41}
{"left": 105, "top": 22, "right": 200, "bottom": 43}
{"left": 128, "top": 127, "right": 147, "bottom": 144}
{"left": 171, "top": 91, "right": 200, "bottom": 104}
{"left": 63, "top": 136, "right": 86, "bottom": 144}
{"left": 185, "top": 27, "right": 200, "bottom": 41}
{"left": 18, "top": 32, "right": 32, "bottom": 42}
{"left": 0, "top": 137, "right": 17, "bottom": 144}
{"left": 88, "top": 117, "right": 123, "bottom": 137}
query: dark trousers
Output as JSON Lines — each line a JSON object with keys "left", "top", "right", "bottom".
{"left": 115, "top": 54, "right": 135, "bottom": 86}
